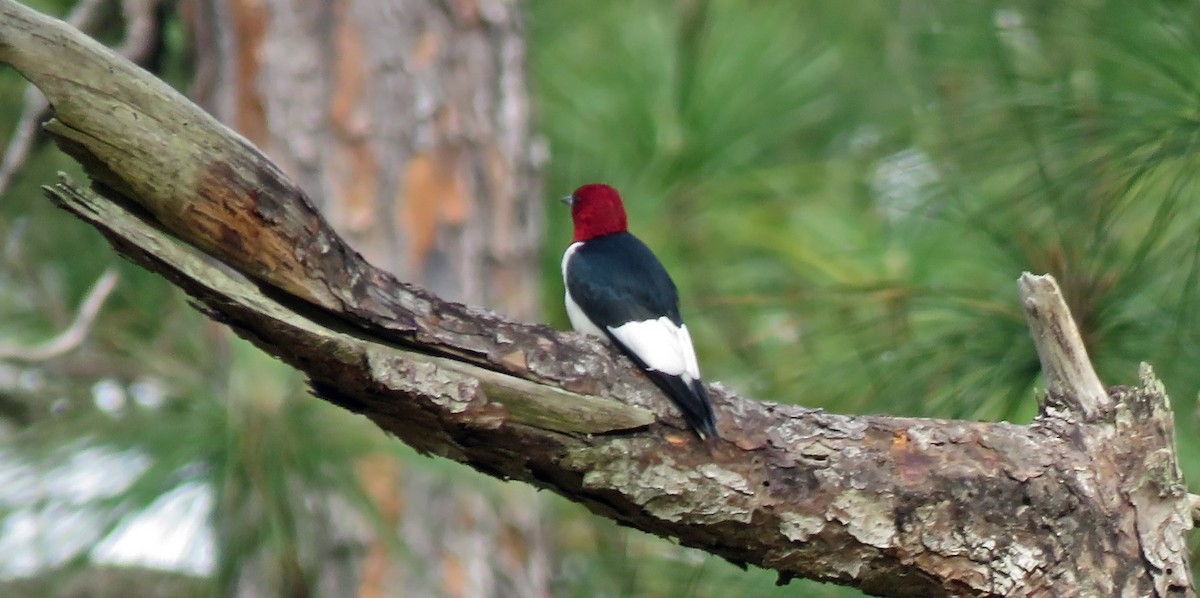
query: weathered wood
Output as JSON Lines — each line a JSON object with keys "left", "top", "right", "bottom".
{"left": 2, "top": 2, "right": 1194, "bottom": 595}
{"left": 1018, "top": 273, "right": 1110, "bottom": 421}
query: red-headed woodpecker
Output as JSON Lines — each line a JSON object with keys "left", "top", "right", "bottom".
{"left": 561, "top": 183, "right": 719, "bottom": 443}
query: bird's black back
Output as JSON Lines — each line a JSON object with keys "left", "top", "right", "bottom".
{"left": 565, "top": 232, "right": 682, "bottom": 329}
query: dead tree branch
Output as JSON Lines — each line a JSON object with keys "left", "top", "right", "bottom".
{"left": 0, "top": 2, "right": 1193, "bottom": 596}
{"left": 0, "top": 267, "right": 119, "bottom": 362}
{"left": 1018, "top": 274, "right": 1110, "bottom": 421}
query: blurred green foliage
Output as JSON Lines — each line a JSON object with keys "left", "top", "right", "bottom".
{"left": 535, "top": 0, "right": 1200, "bottom": 593}
{"left": 2, "top": 0, "right": 1200, "bottom": 596}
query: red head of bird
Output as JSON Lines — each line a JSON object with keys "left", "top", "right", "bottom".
{"left": 564, "top": 183, "right": 629, "bottom": 242}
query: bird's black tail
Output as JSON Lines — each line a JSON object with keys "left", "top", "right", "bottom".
{"left": 645, "top": 371, "right": 719, "bottom": 445}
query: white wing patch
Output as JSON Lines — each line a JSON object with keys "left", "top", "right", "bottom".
{"left": 608, "top": 318, "right": 702, "bottom": 384}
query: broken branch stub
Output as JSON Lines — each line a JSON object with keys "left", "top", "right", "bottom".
{"left": 1017, "top": 272, "right": 1110, "bottom": 421}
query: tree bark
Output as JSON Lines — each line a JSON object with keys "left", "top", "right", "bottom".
{"left": 181, "top": 0, "right": 542, "bottom": 320}
{"left": 0, "top": 3, "right": 1193, "bottom": 596}
{"left": 175, "top": 1, "right": 545, "bottom": 595}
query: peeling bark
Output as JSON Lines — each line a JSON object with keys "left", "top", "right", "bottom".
{"left": 0, "top": 3, "right": 1194, "bottom": 596}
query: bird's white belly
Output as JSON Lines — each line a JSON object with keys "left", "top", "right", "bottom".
{"left": 562, "top": 241, "right": 611, "bottom": 341}
{"left": 564, "top": 290, "right": 609, "bottom": 340}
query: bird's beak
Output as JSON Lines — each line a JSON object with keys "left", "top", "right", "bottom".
{"left": 561, "top": 194, "right": 575, "bottom": 206}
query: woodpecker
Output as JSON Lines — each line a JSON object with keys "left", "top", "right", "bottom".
{"left": 561, "top": 183, "right": 719, "bottom": 443}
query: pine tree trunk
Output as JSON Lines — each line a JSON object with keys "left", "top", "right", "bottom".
{"left": 183, "top": 0, "right": 542, "bottom": 319}
{"left": 179, "top": 0, "right": 546, "bottom": 595}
